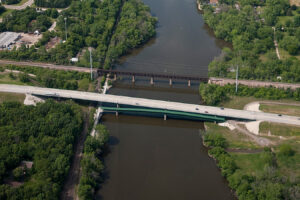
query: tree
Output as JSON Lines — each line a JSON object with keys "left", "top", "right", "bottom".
{"left": 279, "top": 36, "right": 299, "bottom": 55}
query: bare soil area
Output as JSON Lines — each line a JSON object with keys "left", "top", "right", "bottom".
{"left": 46, "top": 37, "right": 61, "bottom": 50}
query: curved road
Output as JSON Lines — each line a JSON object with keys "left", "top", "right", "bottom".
{"left": 3, "top": 0, "right": 34, "bottom": 10}
{"left": 1, "top": 84, "right": 300, "bottom": 126}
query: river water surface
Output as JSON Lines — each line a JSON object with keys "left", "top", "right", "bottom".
{"left": 96, "top": 0, "right": 235, "bottom": 199}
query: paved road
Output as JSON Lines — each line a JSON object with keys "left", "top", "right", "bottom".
{"left": 3, "top": 0, "right": 34, "bottom": 10}
{"left": 0, "top": 60, "right": 94, "bottom": 73}
{"left": 210, "top": 77, "right": 300, "bottom": 90}
{"left": 1, "top": 84, "right": 300, "bottom": 126}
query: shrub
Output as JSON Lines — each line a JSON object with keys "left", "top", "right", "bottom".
{"left": 204, "top": 133, "right": 228, "bottom": 148}
{"left": 278, "top": 144, "right": 295, "bottom": 157}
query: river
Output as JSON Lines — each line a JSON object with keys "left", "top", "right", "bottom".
{"left": 96, "top": 0, "right": 235, "bottom": 199}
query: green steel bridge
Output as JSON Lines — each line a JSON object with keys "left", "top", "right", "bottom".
{"left": 101, "top": 106, "right": 226, "bottom": 122}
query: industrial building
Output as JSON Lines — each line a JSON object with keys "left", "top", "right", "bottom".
{"left": 0, "top": 32, "right": 21, "bottom": 48}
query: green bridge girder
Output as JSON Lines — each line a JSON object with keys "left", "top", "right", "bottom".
{"left": 101, "top": 106, "right": 226, "bottom": 122}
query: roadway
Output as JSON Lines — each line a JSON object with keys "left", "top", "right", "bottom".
{"left": 0, "top": 84, "right": 300, "bottom": 126}
{"left": 3, "top": 0, "right": 34, "bottom": 10}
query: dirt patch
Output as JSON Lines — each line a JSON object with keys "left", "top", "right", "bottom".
{"left": 46, "top": 37, "right": 61, "bottom": 50}
{"left": 14, "top": 33, "right": 42, "bottom": 48}
{"left": 226, "top": 148, "right": 263, "bottom": 153}
{"left": 290, "top": 0, "right": 300, "bottom": 6}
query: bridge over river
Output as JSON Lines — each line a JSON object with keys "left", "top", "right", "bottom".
{"left": 98, "top": 69, "right": 209, "bottom": 86}
{"left": 1, "top": 84, "right": 300, "bottom": 126}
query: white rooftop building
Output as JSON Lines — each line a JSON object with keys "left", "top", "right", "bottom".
{"left": 0, "top": 32, "right": 21, "bottom": 48}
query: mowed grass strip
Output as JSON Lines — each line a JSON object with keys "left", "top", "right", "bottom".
{"left": 260, "top": 122, "right": 300, "bottom": 136}
{"left": 0, "top": 92, "right": 25, "bottom": 103}
{"left": 260, "top": 103, "right": 300, "bottom": 117}
{"left": 220, "top": 96, "right": 262, "bottom": 110}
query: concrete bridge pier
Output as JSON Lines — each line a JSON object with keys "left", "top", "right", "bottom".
{"left": 116, "top": 103, "right": 119, "bottom": 117}
{"left": 169, "top": 78, "right": 173, "bottom": 86}
{"left": 150, "top": 77, "right": 154, "bottom": 85}
{"left": 164, "top": 114, "right": 167, "bottom": 121}
{"left": 188, "top": 80, "right": 191, "bottom": 87}
{"left": 114, "top": 74, "right": 117, "bottom": 81}
{"left": 132, "top": 76, "right": 135, "bottom": 83}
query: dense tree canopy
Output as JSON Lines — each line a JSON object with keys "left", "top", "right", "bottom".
{"left": 1, "top": 0, "right": 21, "bottom": 5}
{"left": 34, "top": 0, "right": 72, "bottom": 8}
{"left": 0, "top": 0, "right": 156, "bottom": 68}
{"left": 1, "top": 8, "right": 52, "bottom": 33}
{"left": 0, "top": 100, "right": 83, "bottom": 199}
{"left": 78, "top": 124, "right": 109, "bottom": 200}
{"left": 203, "top": 0, "right": 300, "bottom": 83}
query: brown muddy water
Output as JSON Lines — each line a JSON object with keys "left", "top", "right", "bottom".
{"left": 96, "top": 0, "right": 235, "bottom": 199}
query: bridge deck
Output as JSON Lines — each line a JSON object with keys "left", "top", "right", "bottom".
{"left": 0, "top": 84, "right": 299, "bottom": 126}
{"left": 98, "top": 69, "right": 208, "bottom": 81}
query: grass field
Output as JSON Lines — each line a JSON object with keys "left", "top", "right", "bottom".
{"left": 275, "top": 140, "right": 300, "bottom": 179}
{"left": 260, "top": 122, "right": 300, "bottom": 136}
{"left": 278, "top": 48, "right": 300, "bottom": 60}
{"left": 260, "top": 103, "right": 300, "bottom": 117}
{"left": 0, "top": 73, "right": 32, "bottom": 85}
{"left": 231, "top": 139, "right": 300, "bottom": 180}
{"left": 0, "top": 92, "right": 25, "bottom": 103}
{"left": 231, "top": 152, "right": 267, "bottom": 176}
{"left": 205, "top": 122, "right": 260, "bottom": 149}
{"left": 220, "top": 96, "right": 262, "bottom": 109}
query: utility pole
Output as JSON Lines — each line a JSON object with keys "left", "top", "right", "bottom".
{"left": 235, "top": 64, "right": 239, "bottom": 93}
{"left": 64, "top": 17, "right": 67, "bottom": 41}
{"left": 89, "top": 48, "right": 93, "bottom": 81}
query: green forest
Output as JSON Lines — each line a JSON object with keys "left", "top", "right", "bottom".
{"left": 0, "top": 100, "right": 83, "bottom": 199}
{"left": 1, "top": 0, "right": 21, "bottom": 5}
{"left": 0, "top": 65, "right": 95, "bottom": 91}
{"left": 201, "top": 0, "right": 300, "bottom": 83}
{"left": 34, "top": 0, "right": 72, "bottom": 8}
{"left": 0, "top": 0, "right": 157, "bottom": 68}
{"left": 0, "top": 8, "right": 52, "bottom": 33}
{"left": 78, "top": 124, "right": 109, "bottom": 200}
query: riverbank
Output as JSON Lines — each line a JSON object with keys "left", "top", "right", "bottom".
{"left": 204, "top": 120, "right": 300, "bottom": 199}
{"left": 203, "top": 93, "right": 300, "bottom": 199}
